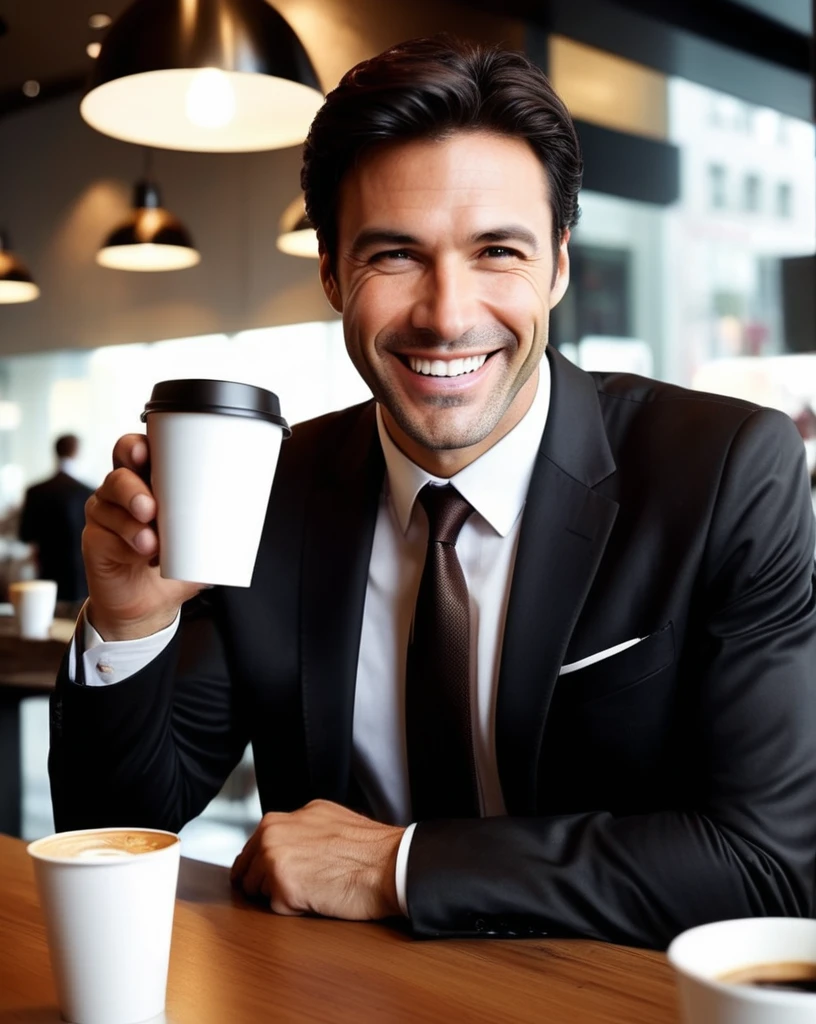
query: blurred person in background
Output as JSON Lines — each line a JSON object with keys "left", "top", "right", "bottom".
{"left": 19, "top": 434, "right": 93, "bottom": 612}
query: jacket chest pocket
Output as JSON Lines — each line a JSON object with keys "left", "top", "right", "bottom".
{"left": 540, "top": 623, "right": 678, "bottom": 812}
{"left": 557, "top": 622, "right": 675, "bottom": 707}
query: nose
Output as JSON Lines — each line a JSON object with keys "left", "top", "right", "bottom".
{"left": 410, "top": 257, "right": 479, "bottom": 342}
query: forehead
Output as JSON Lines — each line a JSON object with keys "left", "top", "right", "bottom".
{"left": 336, "top": 130, "right": 552, "bottom": 236}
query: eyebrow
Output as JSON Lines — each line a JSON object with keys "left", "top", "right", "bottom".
{"left": 348, "top": 224, "right": 542, "bottom": 259}
{"left": 348, "top": 230, "right": 419, "bottom": 258}
{"left": 473, "top": 226, "right": 541, "bottom": 252}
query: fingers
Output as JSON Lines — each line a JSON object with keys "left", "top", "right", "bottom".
{"left": 112, "top": 434, "right": 151, "bottom": 478}
{"left": 231, "top": 826, "right": 263, "bottom": 886}
{"left": 240, "top": 850, "right": 268, "bottom": 899}
{"left": 96, "top": 468, "right": 156, "bottom": 522}
{"left": 238, "top": 848, "right": 303, "bottom": 916}
{"left": 85, "top": 492, "right": 157, "bottom": 558}
{"left": 231, "top": 815, "right": 304, "bottom": 915}
{"left": 231, "top": 812, "right": 287, "bottom": 882}
{"left": 86, "top": 464, "right": 159, "bottom": 557}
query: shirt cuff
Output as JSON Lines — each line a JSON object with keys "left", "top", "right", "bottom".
{"left": 76, "top": 608, "right": 181, "bottom": 686}
{"left": 395, "top": 821, "right": 418, "bottom": 917}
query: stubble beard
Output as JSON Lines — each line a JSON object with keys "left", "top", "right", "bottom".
{"left": 371, "top": 325, "right": 533, "bottom": 453}
{"left": 377, "top": 372, "right": 519, "bottom": 453}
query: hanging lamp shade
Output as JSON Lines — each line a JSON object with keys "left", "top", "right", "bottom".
{"left": 80, "top": 0, "right": 323, "bottom": 152}
{"left": 276, "top": 195, "right": 318, "bottom": 258}
{"left": 0, "top": 232, "right": 40, "bottom": 304}
{"left": 97, "top": 181, "right": 201, "bottom": 271}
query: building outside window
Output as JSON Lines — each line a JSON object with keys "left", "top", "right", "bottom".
{"left": 743, "top": 173, "right": 761, "bottom": 213}
{"left": 776, "top": 182, "right": 794, "bottom": 219}
{"left": 709, "top": 164, "right": 728, "bottom": 209}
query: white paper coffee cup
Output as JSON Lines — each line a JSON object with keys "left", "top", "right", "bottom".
{"left": 28, "top": 827, "right": 181, "bottom": 1024}
{"left": 668, "top": 917, "right": 816, "bottom": 1023}
{"left": 9, "top": 579, "right": 58, "bottom": 639}
{"left": 141, "top": 379, "right": 290, "bottom": 587}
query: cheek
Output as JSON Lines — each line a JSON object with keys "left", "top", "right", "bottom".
{"left": 347, "top": 278, "right": 415, "bottom": 337}
{"left": 482, "top": 273, "right": 549, "bottom": 332}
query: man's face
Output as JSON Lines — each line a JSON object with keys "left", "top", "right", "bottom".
{"left": 320, "top": 130, "right": 570, "bottom": 475}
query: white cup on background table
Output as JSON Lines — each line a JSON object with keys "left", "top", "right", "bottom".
{"left": 9, "top": 579, "right": 58, "bottom": 639}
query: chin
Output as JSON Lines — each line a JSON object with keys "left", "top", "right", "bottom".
{"left": 408, "top": 420, "right": 493, "bottom": 453}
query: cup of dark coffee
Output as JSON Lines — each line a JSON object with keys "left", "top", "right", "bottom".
{"left": 668, "top": 917, "right": 816, "bottom": 1023}
{"left": 141, "top": 378, "right": 291, "bottom": 587}
{"left": 28, "top": 827, "right": 181, "bottom": 1024}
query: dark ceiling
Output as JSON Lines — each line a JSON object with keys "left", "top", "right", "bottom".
{"left": 0, "top": 0, "right": 132, "bottom": 117}
{"left": 0, "top": 0, "right": 812, "bottom": 123}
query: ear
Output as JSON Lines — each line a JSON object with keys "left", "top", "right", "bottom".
{"left": 319, "top": 248, "right": 343, "bottom": 313}
{"left": 549, "top": 229, "right": 571, "bottom": 310}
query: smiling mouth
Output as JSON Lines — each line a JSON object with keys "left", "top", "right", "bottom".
{"left": 403, "top": 353, "right": 490, "bottom": 378}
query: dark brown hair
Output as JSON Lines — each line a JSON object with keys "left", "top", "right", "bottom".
{"left": 302, "top": 35, "right": 582, "bottom": 268}
{"left": 55, "top": 434, "right": 79, "bottom": 459}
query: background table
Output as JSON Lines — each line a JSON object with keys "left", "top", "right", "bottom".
{"left": 0, "top": 833, "right": 681, "bottom": 1023}
{"left": 0, "top": 618, "right": 71, "bottom": 837}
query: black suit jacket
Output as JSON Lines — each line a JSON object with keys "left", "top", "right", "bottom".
{"left": 49, "top": 350, "right": 816, "bottom": 948}
{"left": 20, "top": 471, "right": 94, "bottom": 601}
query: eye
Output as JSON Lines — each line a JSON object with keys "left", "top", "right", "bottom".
{"left": 481, "top": 246, "right": 523, "bottom": 259}
{"left": 369, "top": 249, "right": 415, "bottom": 264}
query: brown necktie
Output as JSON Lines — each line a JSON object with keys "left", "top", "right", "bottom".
{"left": 406, "top": 483, "right": 480, "bottom": 820}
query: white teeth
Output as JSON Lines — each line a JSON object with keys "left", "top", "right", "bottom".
{"left": 407, "top": 354, "right": 488, "bottom": 377}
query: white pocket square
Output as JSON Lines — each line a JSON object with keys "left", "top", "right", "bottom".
{"left": 559, "top": 636, "right": 644, "bottom": 676}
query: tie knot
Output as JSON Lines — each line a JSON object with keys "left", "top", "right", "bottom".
{"left": 418, "top": 484, "right": 473, "bottom": 545}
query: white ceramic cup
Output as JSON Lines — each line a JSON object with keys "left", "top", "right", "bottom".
{"left": 142, "top": 379, "right": 290, "bottom": 588}
{"left": 668, "top": 917, "right": 816, "bottom": 1024}
{"left": 9, "top": 579, "right": 58, "bottom": 639}
{"left": 28, "top": 827, "right": 181, "bottom": 1024}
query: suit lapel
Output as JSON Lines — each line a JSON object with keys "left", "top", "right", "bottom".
{"left": 300, "top": 402, "right": 384, "bottom": 802}
{"left": 496, "top": 351, "right": 619, "bottom": 815}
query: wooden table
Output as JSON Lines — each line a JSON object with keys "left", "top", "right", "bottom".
{"left": 0, "top": 834, "right": 681, "bottom": 1023}
{"left": 0, "top": 618, "right": 72, "bottom": 838}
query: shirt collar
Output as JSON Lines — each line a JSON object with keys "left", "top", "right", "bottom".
{"left": 376, "top": 354, "right": 551, "bottom": 538}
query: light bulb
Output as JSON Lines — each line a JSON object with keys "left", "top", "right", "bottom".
{"left": 185, "top": 68, "right": 236, "bottom": 130}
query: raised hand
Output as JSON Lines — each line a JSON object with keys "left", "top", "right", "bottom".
{"left": 82, "top": 434, "right": 202, "bottom": 641}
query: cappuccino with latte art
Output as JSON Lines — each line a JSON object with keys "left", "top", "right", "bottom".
{"left": 28, "top": 827, "right": 180, "bottom": 1024}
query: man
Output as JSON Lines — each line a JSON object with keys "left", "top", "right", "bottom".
{"left": 50, "top": 37, "right": 816, "bottom": 949}
{"left": 20, "top": 434, "right": 93, "bottom": 603}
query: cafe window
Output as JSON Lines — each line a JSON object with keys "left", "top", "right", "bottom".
{"left": 776, "top": 182, "right": 793, "bottom": 219}
{"left": 743, "top": 174, "right": 761, "bottom": 213}
{"left": 708, "top": 164, "right": 728, "bottom": 210}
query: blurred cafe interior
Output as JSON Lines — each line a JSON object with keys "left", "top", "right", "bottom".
{"left": 0, "top": 0, "right": 813, "bottom": 863}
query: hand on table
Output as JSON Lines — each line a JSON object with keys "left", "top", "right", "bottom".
{"left": 83, "top": 433, "right": 201, "bottom": 641}
{"left": 230, "top": 800, "right": 405, "bottom": 920}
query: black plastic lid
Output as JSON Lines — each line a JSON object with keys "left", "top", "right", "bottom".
{"left": 141, "top": 379, "right": 290, "bottom": 437}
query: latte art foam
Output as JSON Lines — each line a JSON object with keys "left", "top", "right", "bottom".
{"left": 74, "top": 848, "right": 139, "bottom": 861}
{"left": 31, "top": 829, "right": 177, "bottom": 861}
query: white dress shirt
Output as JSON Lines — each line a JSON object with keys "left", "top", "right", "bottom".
{"left": 73, "top": 359, "right": 551, "bottom": 913}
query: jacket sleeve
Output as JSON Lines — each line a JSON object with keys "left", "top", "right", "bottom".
{"left": 406, "top": 408, "right": 816, "bottom": 948}
{"left": 49, "top": 595, "right": 249, "bottom": 834}
{"left": 18, "top": 487, "right": 38, "bottom": 544}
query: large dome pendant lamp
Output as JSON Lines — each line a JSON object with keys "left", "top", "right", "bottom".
{"left": 0, "top": 231, "right": 40, "bottom": 304}
{"left": 79, "top": 0, "right": 324, "bottom": 152}
{"left": 97, "top": 153, "right": 201, "bottom": 272}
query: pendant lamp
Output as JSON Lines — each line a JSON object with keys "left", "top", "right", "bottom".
{"left": 97, "top": 160, "right": 201, "bottom": 272}
{"left": 80, "top": 0, "right": 323, "bottom": 153}
{"left": 0, "top": 232, "right": 40, "bottom": 304}
{"left": 276, "top": 195, "right": 318, "bottom": 258}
